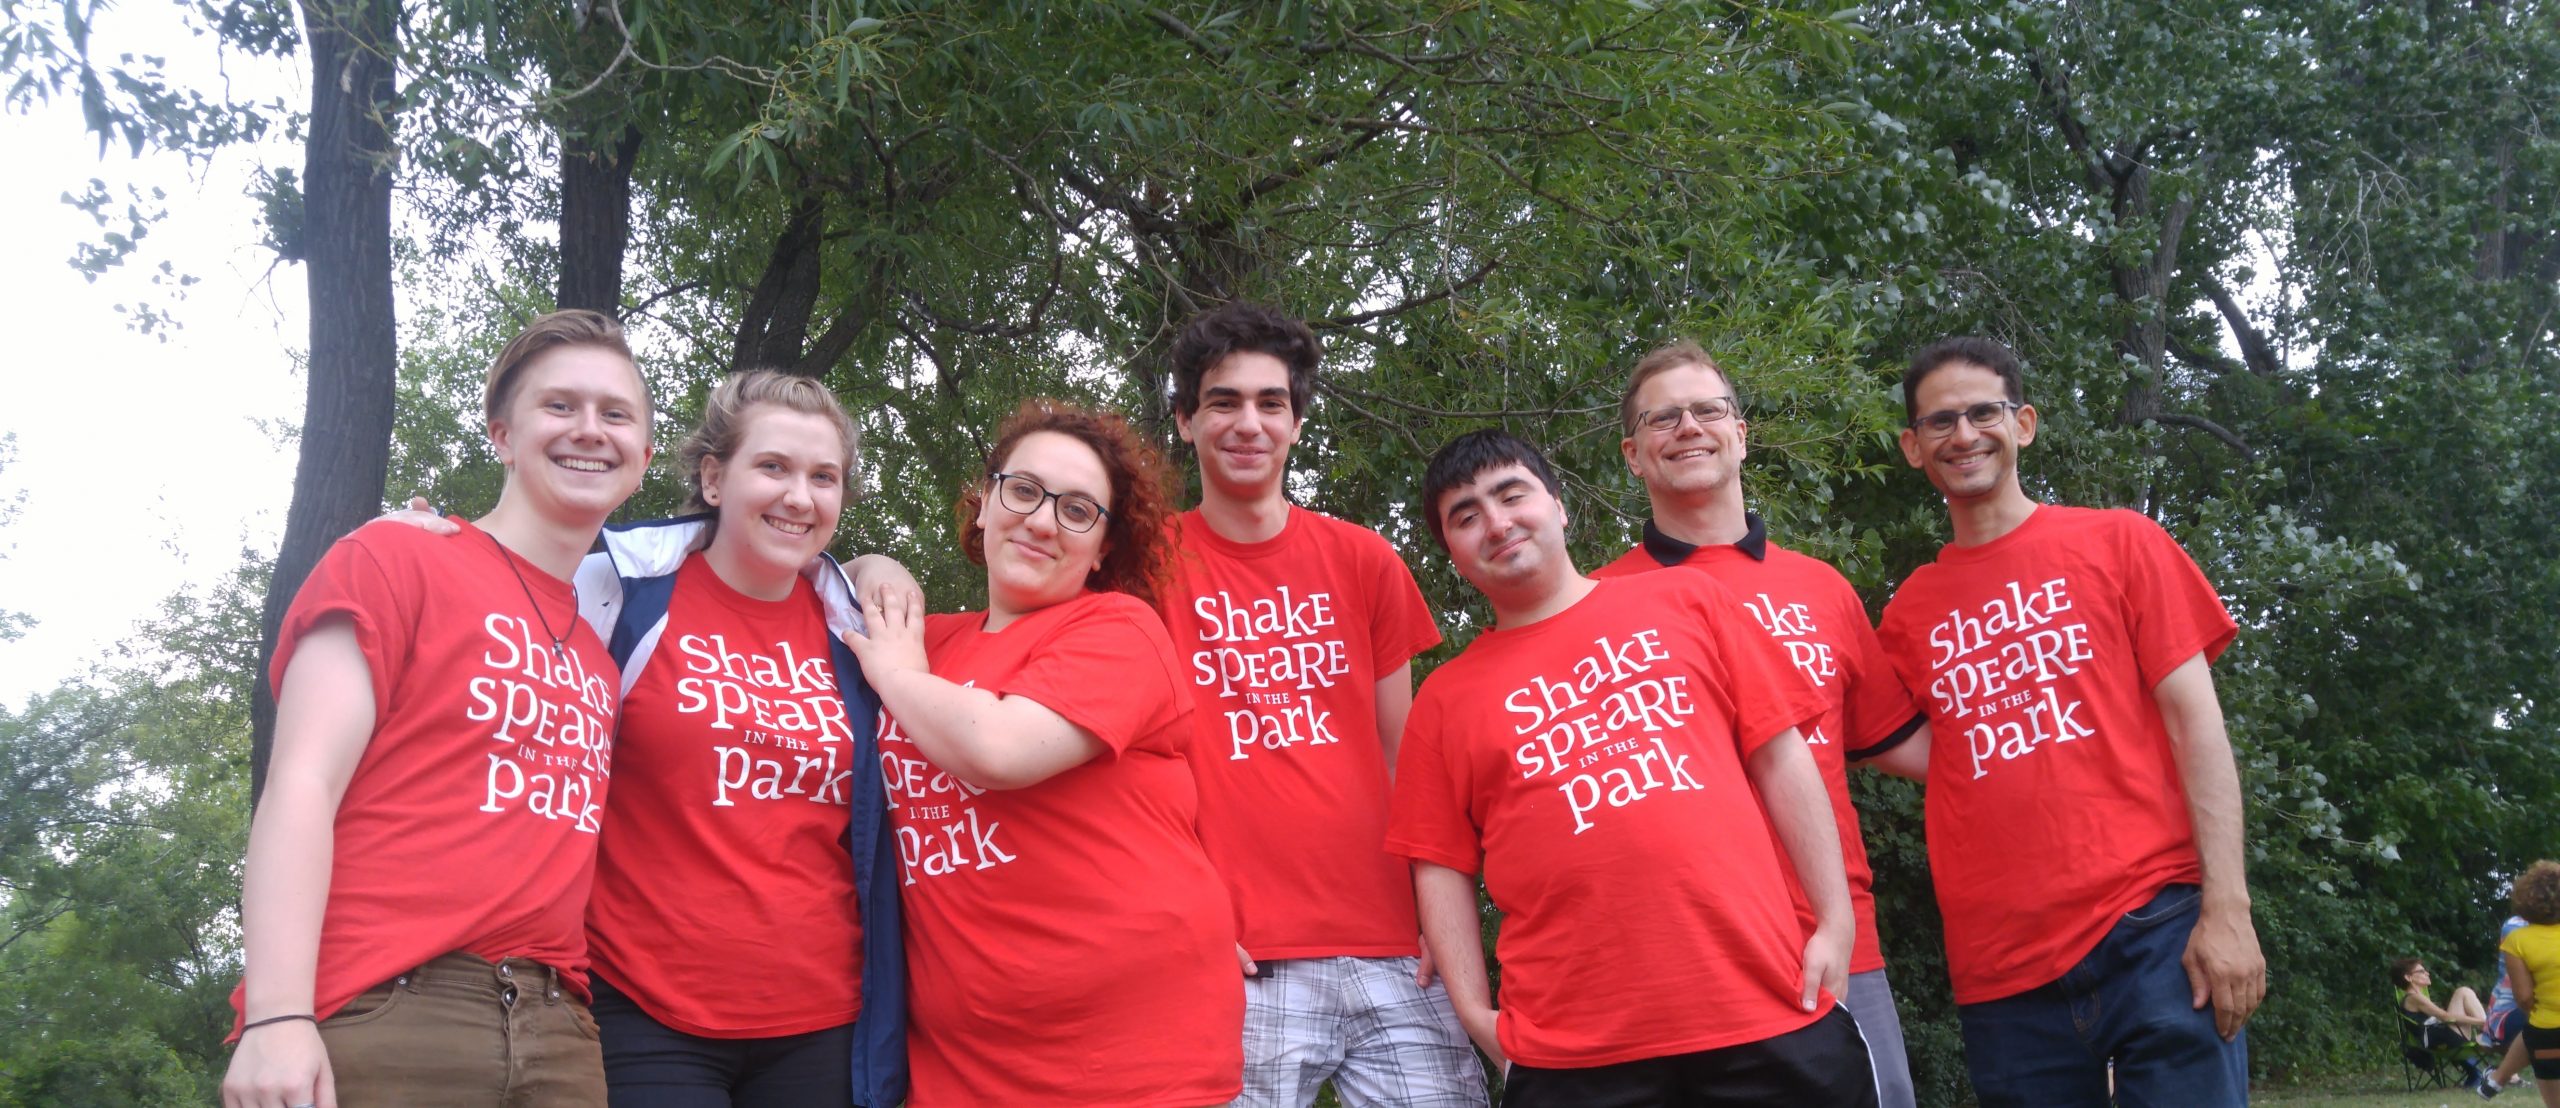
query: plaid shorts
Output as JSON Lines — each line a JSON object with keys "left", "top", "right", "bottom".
{"left": 1237, "top": 955, "right": 1490, "bottom": 1108}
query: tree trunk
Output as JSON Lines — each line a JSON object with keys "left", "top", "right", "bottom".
{"left": 559, "top": 124, "right": 642, "bottom": 313}
{"left": 252, "top": 0, "right": 402, "bottom": 805}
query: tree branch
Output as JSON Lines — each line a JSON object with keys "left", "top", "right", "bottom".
{"left": 2152, "top": 411, "right": 2254, "bottom": 458}
{"left": 1317, "top": 259, "right": 1498, "bottom": 328}
{"left": 2203, "top": 273, "right": 2283, "bottom": 376}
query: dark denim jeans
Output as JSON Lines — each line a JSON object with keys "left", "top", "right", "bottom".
{"left": 1956, "top": 884, "right": 2249, "bottom": 1107}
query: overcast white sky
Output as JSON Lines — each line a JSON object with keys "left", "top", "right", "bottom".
{"left": 0, "top": 8, "right": 307, "bottom": 707}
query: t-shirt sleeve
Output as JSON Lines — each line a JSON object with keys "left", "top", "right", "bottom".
{"left": 2112, "top": 512, "right": 2241, "bottom": 688}
{"left": 1383, "top": 688, "right": 1479, "bottom": 875}
{"left": 1694, "top": 583, "right": 1827, "bottom": 758}
{"left": 1837, "top": 588, "right": 1923, "bottom": 752}
{"left": 1359, "top": 530, "right": 1441, "bottom": 674}
{"left": 269, "top": 529, "right": 413, "bottom": 723}
{"left": 996, "top": 598, "right": 1191, "bottom": 757}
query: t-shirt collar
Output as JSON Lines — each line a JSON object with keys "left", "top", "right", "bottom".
{"left": 1641, "top": 511, "right": 1768, "bottom": 566}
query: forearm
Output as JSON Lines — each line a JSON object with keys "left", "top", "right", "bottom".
{"left": 2156, "top": 657, "right": 2252, "bottom": 913}
{"left": 1415, "top": 863, "right": 1493, "bottom": 1020}
{"left": 1747, "top": 730, "right": 1853, "bottom": 930}
{"left": 1373, "top": 664, "right": 1414, "bottom": 778}
{"left": 1857, "top": 720, "right": 1931, "bottom": 781}
{"left": 870, "top": 666, "right": 1097, "bottom": 790}
{"left": 238, "top": 775, "right": 341, "bottom": 1019}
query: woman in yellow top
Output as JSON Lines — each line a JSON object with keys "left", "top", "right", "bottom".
{"left": 2499, "top": 859, "right": 2560, "bottom": 1106}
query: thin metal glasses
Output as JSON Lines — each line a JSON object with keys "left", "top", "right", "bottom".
{"left": 1910, "top": 400, "right": 2023, "bottom": 437}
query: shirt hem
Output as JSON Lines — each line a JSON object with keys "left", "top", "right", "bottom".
{"left": 1250, "top": 943, "right": 1423, "bottom": 960}
{"left": 1503, "top": 999, "right": 1830, "bottom": 1069}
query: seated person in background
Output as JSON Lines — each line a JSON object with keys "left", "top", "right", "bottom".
{"left": 2399, "top": 956, "right": 2493, "bottom": 1043}
{"left": 2396, "top": 956, "right": 2501, "bottom": 1096}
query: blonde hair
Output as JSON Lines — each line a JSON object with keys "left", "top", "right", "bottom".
{"left": 1619, "top": 339, "right": 1735, "bottom": 433}
{"left": 676, "top": 369, "right": 863, "bottom": 513}
{"left": 482, "top": 309, "right": 642, "bottom": 425}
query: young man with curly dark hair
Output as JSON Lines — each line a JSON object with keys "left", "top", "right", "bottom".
{"left": 1156, "top": 302, "right": 1487, "bottom": 1108}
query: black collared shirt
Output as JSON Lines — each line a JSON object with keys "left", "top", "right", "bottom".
{"left": 1641, "top": 511, "right": 1768, "bottom": 567}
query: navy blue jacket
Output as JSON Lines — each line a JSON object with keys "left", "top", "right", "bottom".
{"left": 574, "top": 514, "right": 908, "bottom": 1107}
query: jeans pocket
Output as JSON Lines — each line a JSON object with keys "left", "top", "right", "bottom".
{"left": 319, "top": 979, "right": 408, "bottom": 1029}
{"left": 2121, "top": 884, "right": 2202, "bottom": 928}
{"left": 565, "top": 997, "right": 602, "bottom": 1043}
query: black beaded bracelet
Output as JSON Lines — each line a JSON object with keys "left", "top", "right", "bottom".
{"left": 240, "top": 1013, "right": 318, "bottom": 1032}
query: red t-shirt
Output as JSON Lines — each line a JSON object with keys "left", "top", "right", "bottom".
{"left": 231, "top": 519, "right": 618, "bottom": 1029}
{"left": 882, "top": 591, "right": 1243, "bottom": 1107}
{"left": 1158, "top": 507, "right": 1442, "bottom": 959}
{"left": 586, "top": 554, "right": 862, "bottom": 1037}
{"left": 1385, "top": 573, "right": 1833, "bottom": 1068}
{"left": 1594, "top": 536, "right": 1919, "bottom": 975}
{"left": 1877, "top": 505, "right": 2237, "bottom": 1004}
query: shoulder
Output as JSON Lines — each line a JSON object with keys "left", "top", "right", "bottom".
{"left": 1589, "top": 545, "right": 1656, "bottom": 580}
{"left": 1296, "top": 508, "right": 1403, "bottom": 560}
{"left": 331, "top": 519, "right": 471, "bottom": 580}
{"left": 1764, "top": 543, "right": 1857, "bottom": 591}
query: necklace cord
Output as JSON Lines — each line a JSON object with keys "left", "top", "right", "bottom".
{"left": 484, "top": 527, "right": 573, "bottom": 655}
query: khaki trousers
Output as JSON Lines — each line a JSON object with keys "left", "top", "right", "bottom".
{"left": 319, "top": 951, "right": 605, "bottom": 1107}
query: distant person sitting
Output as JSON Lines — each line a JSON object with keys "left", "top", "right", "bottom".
{"left": 2499, "top": 860, "right": 2560, "bottom": 1108}
{"left": 2397, "top": 956, "right": 2500, "bottom": 1096}
{"left": 2399, "top": 956, "right": 2493, "bottom": 1041}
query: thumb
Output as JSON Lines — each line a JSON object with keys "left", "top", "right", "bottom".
{"left": 1800, "top": 964, "right": 1819, "bottom": 1012}
{"left": 2184, "top": 950, "right": 2211, "bottom": 1011}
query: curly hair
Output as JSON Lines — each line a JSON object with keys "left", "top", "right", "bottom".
{"left": 1168, "top": 301, "right": 1320, "bottom": 419}
{"left": 2389, "top": 955, "right": 2426, "bottom": 991}
{"left": 2515, "top": 860, "right": 2560, "bottom": 925}
{"left": 956, "top": 399, "right": 1177, "bottom": 607}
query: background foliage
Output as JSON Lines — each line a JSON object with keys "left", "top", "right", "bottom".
{"left": 3, "top": 1, "right": 2555, "bottom": 1102}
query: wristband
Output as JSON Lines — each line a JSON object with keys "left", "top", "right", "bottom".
{"left": 241, "top": 1013, "right": 318, "bottom": 1032}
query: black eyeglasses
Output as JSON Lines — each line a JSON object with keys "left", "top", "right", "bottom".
{"left": 1911, "top": 400, "right": 2023, "bottom": 437}
{"left": 1633, "top": 396, "right": 1740, "bottom": 433}
{"left": 987, "top": 472, "right": 1109, "bottom": 533}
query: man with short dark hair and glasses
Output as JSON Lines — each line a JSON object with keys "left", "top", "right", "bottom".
{"left": 1589, "top": 339, "right": 1930, "bottom": 1108}
{"left": 1875, "top": 336, "right": 2266, "bottom": 1106}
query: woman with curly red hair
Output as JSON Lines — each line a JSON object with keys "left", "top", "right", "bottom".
{"left": 845, "top": 399, "right": 1243, "bottom": 1107}
{"left": 2501, "top": 860, "right": 2560, "bottom": 1106}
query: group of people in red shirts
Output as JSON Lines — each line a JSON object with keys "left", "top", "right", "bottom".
{"left": 219, "top": 302, "right": 2268, "bottom": 1108}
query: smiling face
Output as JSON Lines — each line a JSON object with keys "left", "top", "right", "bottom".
{"left": 487, "top": 343, "right": 653, "bottom": 528}
{"left": 977, "top": 430, "right": 1113, "bottom": 622}
{"left": 1620, "top": 361, "right": 1746, "bottom": 501}
{"left": 701, "top": 404, "right": 850, "bottom": 593}
{"left": 1176, "top": 350, "right": 1302, "bottom": 500}
{"left": 1899, "top": 359, "right": 2037, "bottom": 505}
{"left": 1435, "top": 462, "right": 1570, "bottom": 601}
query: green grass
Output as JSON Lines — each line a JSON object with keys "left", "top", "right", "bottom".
{"left": 2254, "top": 1070, "right": 2539, "bottom": 1107}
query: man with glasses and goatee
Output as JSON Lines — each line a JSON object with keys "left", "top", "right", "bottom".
{"left": 1589, "top": 339, "right": 1930, "bottom": 1108}
{"left": 1875, "top": 336, "right": 2266, "bottom": 1107}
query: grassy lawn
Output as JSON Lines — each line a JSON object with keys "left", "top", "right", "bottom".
{"left": 2254, "top": 1071, "right": 2538, "bottom": 1107}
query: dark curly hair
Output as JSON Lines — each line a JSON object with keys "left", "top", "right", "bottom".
{"left": 1168, "top": 301, "right": 1320, "bottom": 419}
{"left": 2516, "top": 860, "right": 2560, "bottom": 925}
{"left": 956, "top": 399, "right": 1177, "bottom": 607}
